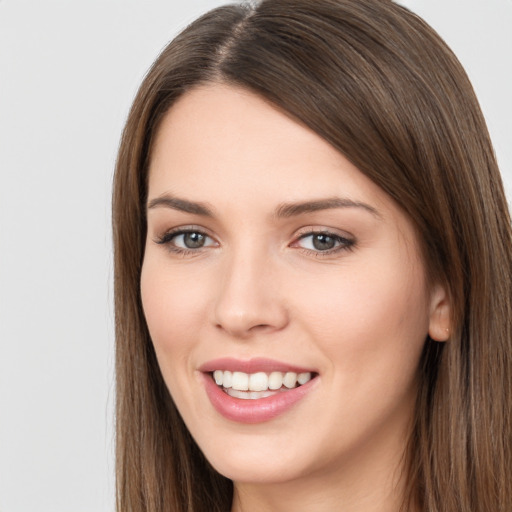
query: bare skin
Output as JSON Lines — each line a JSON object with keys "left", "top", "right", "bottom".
{"left": 141, "top": 84, "right": 450, "bottom": 512}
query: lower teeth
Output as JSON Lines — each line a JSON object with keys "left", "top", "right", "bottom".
{"left": 222, "top": 385, "right": 297, "bottom": 400}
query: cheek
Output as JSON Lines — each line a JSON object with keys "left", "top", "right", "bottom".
{"left": 291, "top": 256, "right": 430, "bottom": 372}
{"left": 286, "top": 262, "right": 429, "bottom": 450}
{"left": 140, "top": 257, "right": 210, "bottom": 363}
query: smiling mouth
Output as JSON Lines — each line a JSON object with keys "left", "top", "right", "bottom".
{"left": 211, "top": 370, "right": 315, "bottom": 400}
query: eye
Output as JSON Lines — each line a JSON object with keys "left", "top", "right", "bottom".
{"left": 293, "top": 231, "right": 355, "bottom": 254}
{"left": 173, "top": 232, "right": 211, "bottom": 249}
{"left": 155, "top": 228, "right": 217, "bottom": 253}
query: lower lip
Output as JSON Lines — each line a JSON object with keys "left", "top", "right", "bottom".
{"left": 202, "top": 373, "right": 317, "bottom": 424}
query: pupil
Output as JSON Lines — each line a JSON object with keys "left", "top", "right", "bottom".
{"left": 184, "top": 232, "right": 205, "bottom": 248}
{"left": 313, "top": 234, "right": 335, "bottom": 251}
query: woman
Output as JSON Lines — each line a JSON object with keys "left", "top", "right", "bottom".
{"left": 112, "top": 0, "right": 512, "bottom": 510}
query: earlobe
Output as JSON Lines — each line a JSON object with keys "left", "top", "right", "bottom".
{"left": 428, "top": 284, "right": 452, "bottom": 342}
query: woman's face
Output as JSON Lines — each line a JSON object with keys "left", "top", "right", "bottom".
{"left": 141, "top": 84, "right": 448, "bottom": 486}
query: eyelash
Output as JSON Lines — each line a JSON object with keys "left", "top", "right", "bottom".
{"left": 154, "top": 227, "right": 356, "bottom": 257}
{"left": 293, "top": 230, "right": 355, "bottom": 257}
{"left": 155, "top": 227, "right": 216, "bottom": 256}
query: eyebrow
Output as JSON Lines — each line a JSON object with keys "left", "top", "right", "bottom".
{"left": 275, "top": 197, "right": 381, "bottom": 219}
{"left": 147, "top": 194, "right": 381, "bottom": 219}
{"left": 147, "top": 195, "right": 214, "bottom": 216}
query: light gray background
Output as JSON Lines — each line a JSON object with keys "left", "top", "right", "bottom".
{"left": 0, "top": 1, "right": 510, "bottom": 511}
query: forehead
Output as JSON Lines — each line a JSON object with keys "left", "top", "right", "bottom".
{"left": 149, "top": 84, "right": 384, "bottom": 208}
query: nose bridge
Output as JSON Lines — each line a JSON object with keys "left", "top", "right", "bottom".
{"left": 212, "top": 239, "right": 288, "bottom": 337}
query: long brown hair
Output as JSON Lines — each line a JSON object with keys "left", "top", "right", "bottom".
{"left": 112, "top": 1, "right": 512, "bottom": 510}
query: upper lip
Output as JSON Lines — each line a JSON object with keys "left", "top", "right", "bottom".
{"left": 199, "top": 357, "right": 316, "bottom": 374}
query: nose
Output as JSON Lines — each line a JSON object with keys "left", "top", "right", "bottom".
{"left": 212, "top": 248, "right": 289, "bottom": 339}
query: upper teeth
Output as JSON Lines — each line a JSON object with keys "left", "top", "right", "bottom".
{"left": 213, "top": 370, "right": 312, "bottom": 391}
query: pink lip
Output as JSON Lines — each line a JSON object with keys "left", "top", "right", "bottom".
{"left": 199, "top": 358, "right": 318, "bottom": 424}
{"left": 199, "top": 357, "right": 315, "bottom": 374}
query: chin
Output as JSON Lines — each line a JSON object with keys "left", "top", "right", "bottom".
{"left": 208, "top": 454, "right": 306, "bottom": 485}
{"left": 192, "top": 427, "right": 315, "bottom": 485}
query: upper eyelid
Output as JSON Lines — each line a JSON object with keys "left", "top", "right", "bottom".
{"left": 293, "top": 225, "right": 355, "bottom": 239}
{"left": 154, "top": 226, "right": 351, "bottom": 237}
{"left": 155, "top": 225, "right": 213, "bottom": 238}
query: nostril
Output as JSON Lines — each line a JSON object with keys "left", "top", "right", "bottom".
{"left": 251, "top": 323, "right": 274, "bottom": 331}
{"left": 215, "top": 321, "right": 284, "bottom": 338}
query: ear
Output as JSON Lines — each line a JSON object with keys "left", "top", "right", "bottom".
{"left": 428, "top": 284, "right": 452, "bottom": 342}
